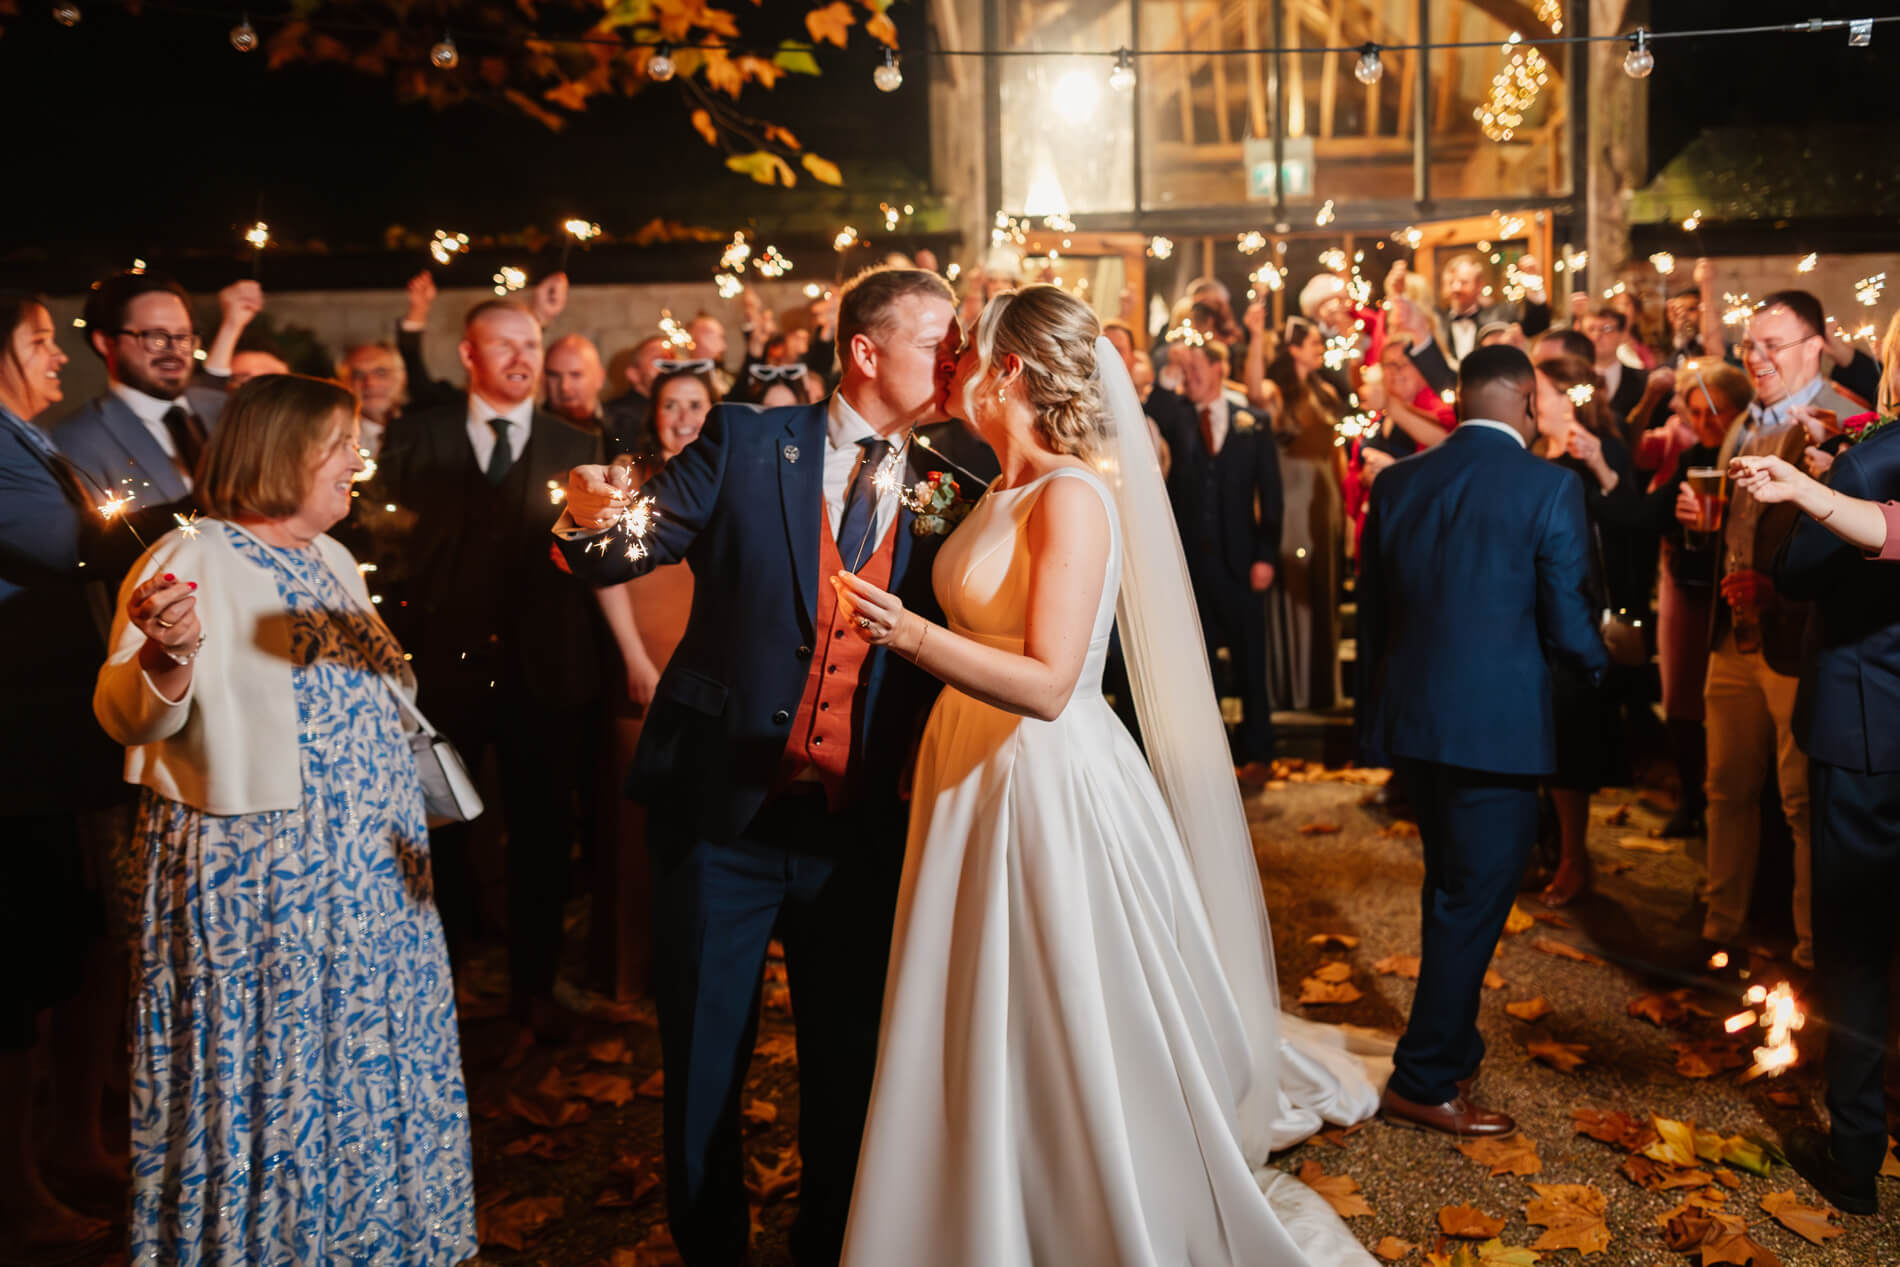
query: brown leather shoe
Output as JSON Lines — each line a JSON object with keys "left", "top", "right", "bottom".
{"left": 1379, "top": 1086, "right": 1516, "bottom": 1139}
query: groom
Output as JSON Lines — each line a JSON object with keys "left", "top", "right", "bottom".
{"left": 557, "top": 267, "right": 990, "bottom": 1266}
{"left": 1356, "top": 345, "right": 1606, "bottom": 1137}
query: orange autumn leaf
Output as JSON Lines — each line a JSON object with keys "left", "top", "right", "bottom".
{"left": 743, "top": 1097, "right": 778, "bottom": 1131}
{"left": 1372, "top": 1236, "right": 1419, "bottom": 1261}
{"left": 1295, "top": 1159, "right": 1374, "bottom": 1218}
{"left": 1620, "top": 1155, "right": 1713, "bottom": 1191}
{"left": 1524, "top": 1183, "right": 1612, "bottom": 1255}
{"left": 636, "top": 1068, "right": 666, "bottom": 1099}
{"left": 1297, "top": 975, "right": 1364, "bottom": 1006}
{"left": 1530, "top": 937, "right": 1607, "bottom": 966}
{"left": 800, "top": 152, "right": 843, "bottom": 186}
{"left": 864, "top": 9, "right": 897, "bottom": 46}
{"left": 1505, "top": 997, "right": 1553, "bottom": 1022}
{"left": 570, "top": 1071, "right": 636, "bottom": 1107}
{"left": 1662, "top": 1209, "right": 1783, "bottom": 1266}
{"left": 585, "top": 1036, "right": 633, "bottom": 1064}
{"left": 1311, "top": 961, "right": 1353, "bottom": 983}
{"left": 1438, "top": 1205, "right": 1507, "bottom": 1239}
{"left": 1374, "top": 954, "right": 1422, "bottom": 979}
{"left": 1524, "top": 1039, "right": 1589, "bottom": 1073}
{"left": 1671, "top": 1038, "right": 1750, "bottom": 1079}
{"left": 763, "top": 122, "right": 801, "bottom": 149}
{"left": 1572, "top": 1107, "right": 1652, "bottom": 1151}
{"left": 1457, "top": 1133, "right": 1543, "bottom": 1177}
{"left": 1309, "top": 932, "right": 1361, "bottom": 950}
{"left": 804, "top": 0, "right": 855, "bottom": 47}
{"left": 702, "top": 47, "right": 746, "bottom": 97}
{"left": 1503, "top": 903, "right": 1536, "bottom": 935}
{"left": 754, "top": 1032, "right": 799, "bottom": 1067}
{"left": 1758, "top": 1191, "right": 1844, "bottom": 1245}
{"left": 1628, "top": 988, "right": 1713, "bottom": 1027}
{"left": 690, "top": 108, "right": 718, "bottom": 146}
{"left": 478, "top": 1195, "right": 565, "bottom": 1251}
{"left": 1483, "top": 967, "right": 1507, "bottom": 990}
{"left": 746, "top": 1149, "right": 801, "bottom": 1203}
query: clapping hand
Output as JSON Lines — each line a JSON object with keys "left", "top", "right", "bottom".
{"left": 129, "top": 572, "right": 201, "bottom": 667}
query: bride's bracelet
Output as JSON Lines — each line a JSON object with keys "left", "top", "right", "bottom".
{"left": 163, "top": 634, "right": 207, "bottom": 668}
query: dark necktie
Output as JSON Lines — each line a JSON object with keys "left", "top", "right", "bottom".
{"left": 836, "top": 437, "right": 891, "bottom": 569}
{"left": 160, "top": 405, "right": 205, "bottom": 482}
{"left": 1199, "top": 404, "right": 1218, "bottom": 457}
{"left": 485, "top": 417, "right": 514, "bottom": 485}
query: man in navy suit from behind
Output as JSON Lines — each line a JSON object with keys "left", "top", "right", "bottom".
{"left": 1358, "top": 345, "right": 1607, "bottom": 1138}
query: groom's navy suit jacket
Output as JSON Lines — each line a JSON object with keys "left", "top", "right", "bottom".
{"left": 1357, "top": 423, "right": 1607, "bottom": 776}
{"left": 558, "top": 400, "right": 994, "bottom": 841}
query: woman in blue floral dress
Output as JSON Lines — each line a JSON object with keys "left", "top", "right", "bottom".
{"left": 94, "top": 375, "right": 477, "bottom": 1266}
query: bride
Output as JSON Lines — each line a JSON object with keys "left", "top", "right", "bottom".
{"left": 830, "top": 284, "right": 1388, "bottom": 1266}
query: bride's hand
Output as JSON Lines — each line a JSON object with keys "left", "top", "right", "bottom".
{"left": 833, "top": 571, "right": 924, "bottom": 654}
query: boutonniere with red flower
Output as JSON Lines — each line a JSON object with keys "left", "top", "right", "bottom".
{"left": 907, "top": 470, "right": 974, "bottom": 537}
{"left": 1840, "top": 411, "right": 1896, "bottom": 445}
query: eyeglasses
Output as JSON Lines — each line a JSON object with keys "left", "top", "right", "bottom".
{"left": 748, "top": 363, "right": 808, "bottom": 382}
{"left": 1734, "top": 334, "right": 1818, "bottom": 360}
{"left": 655, "top": 358, "right": 715, "bottom": 375}
{"left": 111, "top": 328, "right": 198, "bottom": 354}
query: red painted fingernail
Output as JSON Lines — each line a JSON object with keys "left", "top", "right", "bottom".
{"left": 187, "top": 582, "right": 197, "bottom": 590}
{"left": 164, "top": 573, "right": 175, "bottom": 582}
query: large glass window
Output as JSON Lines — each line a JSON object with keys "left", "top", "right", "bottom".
{"left": 998, "top": 0, "right": 1137, "bottom": 216}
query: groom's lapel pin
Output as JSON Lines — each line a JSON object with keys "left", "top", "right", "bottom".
{"left": 783, "top": 444, "right": 801, "bottom": 464}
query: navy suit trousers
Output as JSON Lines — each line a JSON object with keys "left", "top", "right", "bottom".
{"left": 1390, "top": 759, "right": 1540, "bottom": 1104}
{"left": 1809, "top": 757, "right": 1900, "bottom": 1181}
{"left": 648, "top": 789, "right": 905, "bottom": 1267}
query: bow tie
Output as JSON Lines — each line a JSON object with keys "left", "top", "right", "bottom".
{"left": 1449, "top": 310, "right": 1481, "bottom": 323}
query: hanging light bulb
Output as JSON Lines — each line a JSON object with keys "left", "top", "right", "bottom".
{"left": 1354, "top": 43, "right": 1384, "bottom": 86}
{"left": 430, "top": 32, "right": 459, "bottom": 69}
{"left": 1108, "top": 47, "right": 1136, "bottom": 93}
{"left": 51, "top": 1, "right": 81, "bottom": 25}
{"left": 647, "top": 43, "right": 676, "bottom": 82}
{"left": 1623, "top": 29, "right": 1654, "bottom": 79}
{"left": 873, "top": 46, "right": 903, "bottom": 93}
{"left": 229, "top": 14, "right": 258, "bottom": 51}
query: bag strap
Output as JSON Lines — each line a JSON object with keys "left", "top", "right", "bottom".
{"left": 220, "top": 521, "right": 440, "bottom": 739}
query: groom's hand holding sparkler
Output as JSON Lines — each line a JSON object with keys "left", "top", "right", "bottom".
{"left": 565, "top": 455, "right": 635, "bottom": 531}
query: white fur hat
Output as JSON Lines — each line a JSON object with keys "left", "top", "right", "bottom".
{"left": 1299, "top": 272, "right": 1348, "bottom": 318}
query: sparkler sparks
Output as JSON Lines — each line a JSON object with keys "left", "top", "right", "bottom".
{"left": 547, "top": 480, "right": 566, "bottom": 505}
{"left": 714, "top": 274, "right": 744, "bottom": 299}
{"left": 563, "top": 219, "right": 601, "bottom": 242}
{"left": 1855, "top": 272, "right": 1886, "bottom": 306}
{"left": 244, "top": 221, "right": 271, "bottom": 250}
{"left": 1318, "top": 248, "right": 1349, "bottom": 274}
{"left": 1163, "top": 322, "right": 1207, "bottom": 348}
{"left": 753, "top": 246, "right": 792, "bottom": 278}
{"left": 1566, "top": 383, "right": 1596, "bottom": 408}
{"left": 1796, "top": 252, "right": 1818, "bottom": 274}
{"left": 1314, "top": 200, "right": 1337, "bottom": 227}
{"left": 492, "top": 266, "right": 526, "bottom": 296}
{"left": 584, "top": 492, "right": 659, "bottom": 563}
{"left": 1146, "top": 236, "right": 1174, "bottom": 260}
{"left": 431, "top": 230, "right": 470, "bottom": 265}
{"left": 1237, "top": 231, "right": 1267, "bottom": 256}
{"left": 98, "top": 491, "right": 134, "bottom": 521}
{"left": 1475, "top": 36, "right": 1549, "bottom": 142}
{"left": 1682, "top": 209, "right": 1703, "bottom": 231}
{"left": 1649, "top": 252, "right": 1676, "bottom": 276}
{"left": 1742, "top": 982, "right": 1805, "bottom": 1078}
{"left": 721, "top": 233, "right": 752, "bottom": 272}
{"left": 1041, "top": 212, "right": 1076, "bottom": 233}
{"left": 172, "top": 511, "right": 201, "bottom": 538}
{"left": 833, "top": 226, "right": 859, "bottom": 252}
{"left": 1722, "top": 292, "right": 1757, "bottom": 326}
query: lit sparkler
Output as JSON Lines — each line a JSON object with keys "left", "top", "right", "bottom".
{"left": 1318, "top": 248, "right": 1348, "bottom": 274}
{"left": 1147, "top": 236, "right": 1174, "bottom": 260}
{"left": 833, "top": 226, "right": 859, "bottom": 252}
{"left": 492, "top": 266, "right": 526, "bottom": 296}
{"left": 721, "top": 233, "right": 752, "bottom": 271}
{"left": 1474, "top": 35, "right": 1549, "bottom": 142}
{"left": 547, "top": 480, "right": 566, "bottom": 505}
{"left": 1237, "top": 231, "right": 1267, "bottom": 256}
{"left": 1649, "top": 252, "right": 1676, "bottom": 276}
{"left": 172, "top": 511, "right": 201, "bottom": 538}
{"left": 560, "top": 218, "right": 601, "bottom": 271}
{"left": 1740, "top": 981, "right": 1805, "bottom": 1078}
{"left": 714, "top": 274, "right": 744, "bottom": 299}
{"left": 753, "top": 246, "right": 792, "bottom": 278}
{"left": 1796, "top": 252, "right": 1818, "bottom": 274}
{"left": 1855, "top": 272, "right": 1886, "bottom": 306}
{"left": 945, "top": 263, "right": 961, "bottom": 281}
{"left": 1495, "top": 212, "right": 1527, "bottom": 239}
{"left": 1042, "top": 212, "right": 1076, "bottom": 233}
{"left": 245, "top": 220, "right": 270, "bottom": 279}
{"left": 1314, "top": 199, "right": 1336, "bottom": 227}
{"left": 1722, "top": 291, "right": 1757, "bottom": 326}
{"left": 804, "top": 282, "right": 823, "bottom": 299}
{"left": 1163, "top": 321, "right": 1207, "bottom": 348}
{"left": 585, "top": 491, "right": 659, "bottom": 563}
{"left": 431, "top": 230, "right": 470, "bottom": 265}
{"left": 1566, "top": 383, "right": 1595, "bottom": 408}
{"left": 1682, "top": 209, "right": 1703, "bottom": 231}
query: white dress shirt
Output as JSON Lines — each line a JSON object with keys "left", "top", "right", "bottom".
{"left": 1597, "top": 361, "right": 1624, "bottom": 404}
{"left": 826, "top": 392, "right": 902, "bottom": 548}
{"left": 1459, "top": 418, "right": 1528, "bottom": 449}
{"left": 110, "top": 380, "right": 194, "bottom": 487}
{"left": 466, "top": 392, "right": 535, "bottom": 473}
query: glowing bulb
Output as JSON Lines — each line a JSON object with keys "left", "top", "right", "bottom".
{"left": 431, "top": 33, "right": 459, "bottom": 69}
{"left": 873, "top": 48, "right": 903, "bottom": 93}
{"left": 1147, "top": 236, "right": 1173, "bottom": 260}
{"left": 648, "top": 45, "right": 676, "bottom": 82}
{"left": 229, "top": 16, "right": 258, "bottom": 51}
{"left": 1623, "top": 30, "right": 1654, "bottom": 79}
{"left": 1108, "top": 48, "right": 1136, "bottom": 93}
{"left": 1354, "top": 44, "right": 1384, "bottom": 86}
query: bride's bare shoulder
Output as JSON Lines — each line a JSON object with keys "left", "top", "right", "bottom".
{"left": 1025, "top": 467, "right": 1111, "bottom": 544}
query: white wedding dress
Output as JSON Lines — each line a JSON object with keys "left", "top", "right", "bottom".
{"left": 839, "top": 460, "right": 1385, "bottom": 1267}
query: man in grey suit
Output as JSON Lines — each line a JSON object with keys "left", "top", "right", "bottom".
{"left": 55, "top": 273, "right": 256, "bottom": 511}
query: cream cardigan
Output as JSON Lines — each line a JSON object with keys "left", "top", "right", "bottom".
{"left": 94, "top": 522, "right": 420, "bottom": 815}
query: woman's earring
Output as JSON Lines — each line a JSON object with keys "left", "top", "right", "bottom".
{"left": 997, "top": 386, "right": 1007, "bottom": 402}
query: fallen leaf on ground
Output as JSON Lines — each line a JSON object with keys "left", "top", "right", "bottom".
{"left": 594, "top": 1166, "right": 661, "bottom": 1209}
{"left": 1506, "top": 997, "right": 1554, "bottom": 1022}
{"left": 635, "top": 1069, "right": 666, "bottom": 1099}
{"left": 1763, "top": 1087, "right": 1801, "bottom": 1107}
{"left": 1573, "top": 1107, "right": 1652, "bottom": 1151}
{"left": 743, "top": 1098, "right": 779, "bottom": 1131}
{"left": 1657, "top": 1192, "right": 1732, "bottom": 1226}
{"left": 747, "top": 1150, "right": 802, "bottom": 1203}
{"left": 1312, "top": 961, "right": 1353, "bottom": 982}
{"left": 1379, "top": 820, "right": 1421, "bottom": 838}
{"left": 1694, "top": 1129, "right": 1772, "bottom": 1175}
{"left": 505, "top": 1066, "right": 590, "bottom": 1129}
{"left": 1644, "top": 1116, "right": 1700, "bottom": 1167}
{"left": 1316, "top": 1121, "right": 1369, "bottom": 1148}
{"left": 586, "top": 1036, "right": 633, "bottom": 1064}
{"left": 761, "top": 984, "right": 792, "bottom": 1014}
{"left": 1525, "top": 1039, "right": 1589, "bottom": 1073}
{"left": 1438, "top": 1205, "right": 1507, "bottom": 1238}
{"left": 1374, "top": 954, "right": 1422, "bottom": 979}
{"left": 1883, "top": 1138, "right": 1900, "bottom": 1178}
{"left": 1629, "top": 988, "right": 1715, "bottom": 1027}
{"left": 1663, "top": 1209, "right": 1783, "bottom": 1265}
{"left": 1300, "top": 822, "right": 1344, "bottom": 835}
{"left": 1483, "top": 968, "right": 1507, "bottom": 990}
{"left": 1309, "top": 932, "right": 1361, "bottom": 950}
{"left": 1621, "top": 1155, "right": 1713, "bottom": 1191}
{"left": 1296, "top": 1159, "right": 1374, "bottom": 1218}
{"left": 1603, "top": 804, "right": 1632, "bottom": 826}
{"left": 1618, "top": 834, "right": 1675, "bottom": 853}
{"left": 1715, "top": 1168, "right": 1741, "bottom": 1188}
{"left": 1671, "top": 1039, "right": 1750, "bottom": 1079}
{"left": 501, "top": 1133, "right": 575, "bottom": 1161}
{"left": 631, "top": 1223, "right": 682, "bottom": 1266}
{"left": 754, "top": 1032, "right": 799, "bottom": 1068}
{"left": 570, "top": 1071, "right": 637, "bottom": 1107}
{"left": 1530, "top": 938, "right": 1608, "bottom": 966}
{"left": 1503, "top": 904, "right": 1536, "bottom": 935}
{"left": 1524, "top": 1183, "right": 1612, "bottom": 1254}
{"left": 1298, "top": 977, "right": 1364, "bottom": 1005}
{"left": 479, "top": 1195, "right": 565, "bottom": 1251}
{"left": 1372, "top": 1235, "right": 1419, "bottom": 1260}
{"left": 1444, "top": 1239, "right": 1542, "bottom": 1266}
{"left": 1458, "top": 1134, "right": 1542, "bottom": 1177}
{"left": 1527, "top": 910, "right": 1572, "bottom": 928}
{"left": 1758, "top": 1190, "right": 1843, "bottom": 1245}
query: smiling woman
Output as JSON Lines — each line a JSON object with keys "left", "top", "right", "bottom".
{"left": 93, "top": 372, "right": 478, "bottom": 1266}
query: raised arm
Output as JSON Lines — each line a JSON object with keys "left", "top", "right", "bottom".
{"left": 555, "top": 407, "right": 731, "bottom": 585}
{"left": 835, "top": 475, "right": 1110, "bottom": 722}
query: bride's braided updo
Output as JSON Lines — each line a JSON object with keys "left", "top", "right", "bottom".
{"left": 971, "top": 283, "right": 1106, "bottom": 460}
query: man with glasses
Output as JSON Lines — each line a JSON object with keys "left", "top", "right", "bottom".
{"left": 1580, "top": 305, "right": 1667, "bottom": 442}
{"left": 56, "top": 272, "right": 258, "bottom": 509}
{"left": 1691, "top": 289, "right": 1858, "bottom": 974}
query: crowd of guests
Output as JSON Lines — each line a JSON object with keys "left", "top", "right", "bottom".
{"left": 4, "top": 240, "right": 1900, "bottom": 1258}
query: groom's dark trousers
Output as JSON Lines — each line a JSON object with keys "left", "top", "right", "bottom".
{"left": 1774, "top": 421, "right": 1900, "bottom": 1186}
{"left": 1356, "top": 420, "right": 1606, "bottom": 1105}
{"left": 556, "top": 401, "right": 997, "bottom": 1266}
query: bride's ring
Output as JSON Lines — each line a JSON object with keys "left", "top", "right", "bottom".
{"left": 156, "top": 617, "right": 177, "bottom": 629}
{"left": 856, "top": 616, "right": 875, "bottom": 632}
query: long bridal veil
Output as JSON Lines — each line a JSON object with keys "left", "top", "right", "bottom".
{"left": 1091, "top": 336, "right": 1390, "bottom": 1165}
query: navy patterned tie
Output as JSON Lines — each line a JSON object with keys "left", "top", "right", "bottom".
{"left": 835, "top": 437, "right": 891, "bottom": 569}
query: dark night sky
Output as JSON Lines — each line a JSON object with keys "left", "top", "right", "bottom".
{"left": 2, "top": 0, "right": 1894, "bottom": 275}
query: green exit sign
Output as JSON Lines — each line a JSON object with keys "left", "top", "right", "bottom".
{"left": 1244, "top": 136, "right": 1315, "bottom": 201}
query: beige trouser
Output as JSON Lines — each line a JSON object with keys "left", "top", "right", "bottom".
{"left": 1701, "top": 642, "right": 1812, "bottom": 962}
